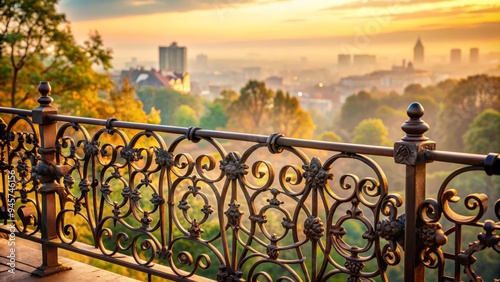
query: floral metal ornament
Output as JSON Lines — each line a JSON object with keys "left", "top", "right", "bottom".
{"left": 225, "top": 202, "right": 243, "bottom": 229}
{"left": 220, "top": 152, "right": 248, "bottom": 180}
{"left": 79, "top": 179, "right": 91, "bottom": 193}
{"left": 154, "top": 148, "right": 174, "bottom": 168}
{"left": 140, "top": 211, "right": 153, "bottom": 229}
{"left": 303, "top": 216, "right": 325, "bottom": 241}
{"left": 83, "top": 140, "right": 100, "bottom": 157}
{"left": 100, "top": 182, "right": 113, "bottom": 196}
{"left": 16, "top": 159, "right": 30, "bottom": 179}
{"left": 266, "top": 234, "right": 280, "bottom": 259}
{"left": 188, "top": 218, "right": 204, "bottom": 238}
{"left": 63, "top": 174, "right": 75, "bottom": 190}
{"left": 150, "top": 192, "right": 165, "bottom": 206}
{"left": 394, "top": 144, "right": 417, "bottom": 164}
{"left": 419, "top": 222, "right": 447, "bottom": 248}
{"left": 345, "top": 259, "right": 365, "bottom": 274}
{"left": 376, "top": 215, "right": 405, "bottom": 246}
{"left": 302, "top": 157, "right": 333, "bottom": 190}
{"left": 267, "top": 188, "right": 283, "bottom": 206}
{"left": 120, "top": 146, "right": 141, "bottom": 162}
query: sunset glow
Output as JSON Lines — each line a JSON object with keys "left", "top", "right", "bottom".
{"left": 59, "top": 0, "right": 500, "bottom": 67}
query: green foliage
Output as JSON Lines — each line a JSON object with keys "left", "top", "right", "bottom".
{"left": 175, "top": 104, "right": 199, "bottom": 127}
{"left": 339, "top": 91, "right": 378, "bottom": 137}
{"left": 374, "top": 105, "right": 407, "bottom": 140}
{"left": 200, "top": 103, "right": 228, "bottom": 129}
{"left": 463, "top": 109, "right": 500, "bottom": 154}
{"left": 438, "top": 75, "right": 500, "bottom": 151}
{"left": 107, "top": 79, "right": 161, "bottom": 124}
{"left": 337, "top": 86, "right": 444, "bottom": 143}
{"left": 137, "top": 87, "right": 203, "bottom": 125}
{"left": 403, "top": 83, "right": 424, "bottom": 95}
{"left": 352, "top": 118, "right": 391, "bottom": 146}
{"left": 310, "top": 109, "right": 332, "bottom": 137}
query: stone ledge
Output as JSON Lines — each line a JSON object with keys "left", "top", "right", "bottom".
{"left": 0, "top": 237, "right": 140, "bottom": 282}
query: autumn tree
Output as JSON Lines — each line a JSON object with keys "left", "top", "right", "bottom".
{"left": 1, "top": 0, "right": 111, "bottom": 108}
{"left": 214, "top": 89, "right": 238, "bottom": 110}
{"left": 0, "top": 0, "right": 160, "bottom": 125}
{"left": 271, "top": 90, "right": 314, "bottom": 138}
{"left": 318, "top": 131, "right": 342, "bottom": 142}
{"left": 107, "top": 79, "right": 160, "bottom": 124}
{"left": 226, "top": 80, "right": 273, "bottom": 133}
{"left": 224, "top": 80, "right": 314, "bottom": 137}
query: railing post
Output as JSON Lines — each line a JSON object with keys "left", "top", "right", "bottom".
{"left": 31, "top": 82, "right": 71, "bottom": 276}
{"left": 394, "top": 102, "right": 435, "bottom": 282}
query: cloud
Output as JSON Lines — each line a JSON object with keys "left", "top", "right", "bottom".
{"left": 335, "top": 4, "right": 499, "bottom": 22}
{"left": 468, "top": 5, "right": 500, "bottom": 14}
{"left": 324, "top": 0, "right": 454, "bottom": 12}
{"left": 198, "top": 21, "right": 500, "bottom": 50}
{"left": 59, "top": 0, "right": 287, "bottom": 21}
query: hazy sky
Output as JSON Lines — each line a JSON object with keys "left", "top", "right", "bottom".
{"left": 58, "top": 0, "right": 500, "bottom": 68}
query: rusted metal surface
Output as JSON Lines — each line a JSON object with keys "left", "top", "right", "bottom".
{"left": 0, "top": 82, "right": 498, "bottom": 281}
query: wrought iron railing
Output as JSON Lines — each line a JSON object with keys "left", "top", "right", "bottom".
{"left": 0, "top": 82, "right": 498, "bottom": 281}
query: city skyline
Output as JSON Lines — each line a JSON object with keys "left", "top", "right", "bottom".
{"left": 58, "top": 0, "right": 500, "bottom": 69}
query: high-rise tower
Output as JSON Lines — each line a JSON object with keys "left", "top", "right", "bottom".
{"left": 413, "top": 37, "right": 424, "bottom": 65}
{"left": 469, "top": 48, "right": 479, "bottom": 64}
{"left": 450, "top": 49, "right": 461, "bottom": 64}
{"left": 159, "top": 42, "right": 187, "bottom": 73}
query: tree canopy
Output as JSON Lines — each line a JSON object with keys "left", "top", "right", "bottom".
{"left": 352, "top": 118, "right": 391, "bottom": 146}
{"left": 226, "top": 80, "right": 274, "bottom": 133}
{"left": 463, "top": 109, "right": 500, "bottom": 154}
{"left": 223, "top": 80, "right": 314, "bottom": 138}
{"left": 137, "top": 87, "right": 203, "bottom": 125}
{"left": 200, "top": 103, "right": 228, "bottom": 130}
{"left": 1, "top": 0, "right": 111, "bottom": 107}
{"left": 271, "top": 90, "right": 315, "bottom": 138}
{"left": 0, "top": 0, "right": 157, "bottom": 123}
{"left": 438, "top": 75, "right": 500, "bottom": 151}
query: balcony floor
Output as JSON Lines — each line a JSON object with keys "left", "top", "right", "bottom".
{"left": 0, "top": 234, "right": 139, "bottom": 282}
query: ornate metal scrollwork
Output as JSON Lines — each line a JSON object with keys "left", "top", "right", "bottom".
{"left": 458, "top": 220, "right": 500, "bottom": 281}
{"left": 416, "top": 165, "right": 499, "bottom": 280}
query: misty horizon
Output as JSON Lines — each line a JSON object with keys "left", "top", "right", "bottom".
{"left": 58, "top": 0, "right": 500, "bottom": 70}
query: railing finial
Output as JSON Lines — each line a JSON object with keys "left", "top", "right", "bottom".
{"left": 401, "top": 102, "right": 429, "bottom": 141}
{"left": 37, "top": 81, "right": 53, "bottom": 107}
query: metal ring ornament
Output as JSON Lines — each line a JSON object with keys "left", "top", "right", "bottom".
{"left": 266, "top": 133, "right": 284, "bottom": 154}
{"left": 186, "top": 126, "right": 201, "bottom": 143}
{"left": 484, "top": 153, "right": 499, "bottom": 176}
{"left": 105, "top": 117, "right": 118, "bottom": 130}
